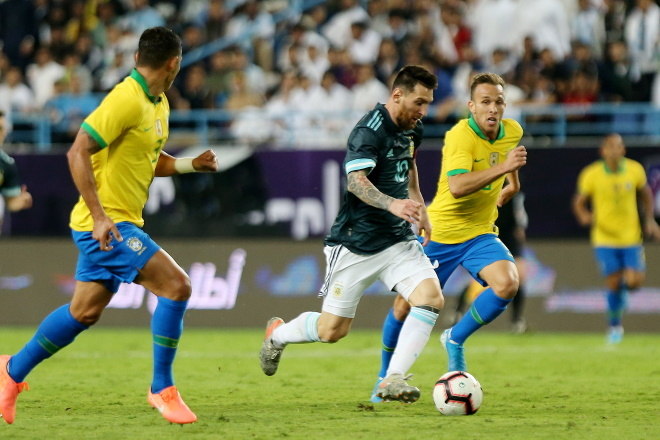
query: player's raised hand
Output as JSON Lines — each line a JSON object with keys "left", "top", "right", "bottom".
{"left": 503, "top": 146, "right": 527, "bottom": 173}
{"left": 92, "top": 215, "right": 123, "bottom": 251}
{"left": 192, "top": 149, "right": 219, "bottom": 172}
{"left": 389, "top": 198, "right": 423, "bottom": 224}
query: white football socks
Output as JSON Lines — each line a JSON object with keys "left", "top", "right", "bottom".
{"left": 271, "top": 311, "right": 321, "bottom": 347}
{"left": 386, "top": 306, "right": 438, "bottom": 376}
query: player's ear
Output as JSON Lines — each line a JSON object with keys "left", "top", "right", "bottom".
{"left": 392, "top": 88, "right": 403, "bottom": 103}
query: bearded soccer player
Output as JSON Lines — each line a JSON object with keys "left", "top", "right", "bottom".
{"left": 0, "top": 27, "right": 218, "bottom": 425}
{"left": 259, "top": 65, "right": 445, "bottom": 404}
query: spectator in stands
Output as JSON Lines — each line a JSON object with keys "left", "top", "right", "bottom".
{"left": 225, "top": 0, "right": 275, "bottom": 70}
{"left": 202, "top": 0, "right": 229, "bottom": 42}
{"left": 515, "top": 0, "right": 572, "bottom": 60}
{"left": 0, "top": 0, "right": 38, "bottom": 71}
{"left": 375, "top": 38, "right": 403, "bottom": 85}
{"left": 121, "top": 0, "right": 165, "bottom": 35}
{"left": 598, "top": 40, "right": 634, "bottom": 102}
{"left": 225, "top": 70, "right": 265, "bottom": 111}
{"left": 175, "top": 63, "right": 214, "bottom": 110}
{"left": 26, "top": 46, "right": 66, "bottom": 108}
{"left": 572, "top": 0, "right": 606, "bottom": 59}
{"left": 44, "top": 75, "right": 99, "bottom": 143}
{"left": 0, "top": 67, "right": 35, "bottom": 116}
{"left": 322, "top": 0, "right": 368, "bottom": 49}
{"left": 624, "top": 0, "right": 659, "bottom": 102}
{"left": 351, "top": 64, "right": 390, "bottom": 113}
{"left": 347, "top": 20, "right": 382, "bottom": 65}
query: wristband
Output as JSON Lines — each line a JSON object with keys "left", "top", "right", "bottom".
{"left": 174, "top": 157, "right": 195, "bottom": 174}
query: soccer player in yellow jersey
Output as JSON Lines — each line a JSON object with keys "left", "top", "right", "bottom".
{"left": 370, "top": 72, "right": 527, "bottom": 400}
{"left": 573, "top": 133, "right": 660, "bottom": 344}
{"left": 0, "top": 27, "right": 218, "bottom": 425}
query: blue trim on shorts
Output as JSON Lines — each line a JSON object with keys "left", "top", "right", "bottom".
{"left": 419, "top": 234, "right": 514, "bottom": 288}
{"left": 71, "top": 222, "right": 161, "bottom": 293}
{"left": 594, "top": 246, "right": 645, "bottom": 276}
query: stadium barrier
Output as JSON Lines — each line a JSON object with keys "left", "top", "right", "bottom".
{"left": 0, "top": 238, "right": 659, "bottom": 332}
{"left": 5, "top": 147, "right": 660, "bottom": 239}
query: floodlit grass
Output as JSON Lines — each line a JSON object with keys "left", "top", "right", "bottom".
{"left": 0, "top": 327, "right": 658, "bottom": 440}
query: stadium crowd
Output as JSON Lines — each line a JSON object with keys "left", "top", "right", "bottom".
{"left": 0, "top": 0, "right": 658, "bottom": 146}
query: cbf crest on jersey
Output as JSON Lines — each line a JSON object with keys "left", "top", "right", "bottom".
{"left": 489, "top": 152, "right": 499, "bottom": 167}
{"left": 155, "top": 119, "right": 163, "bottom": 136}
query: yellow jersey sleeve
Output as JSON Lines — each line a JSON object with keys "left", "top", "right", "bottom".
{"left": 82, "top": 86, "right": 143, "bottom": 148}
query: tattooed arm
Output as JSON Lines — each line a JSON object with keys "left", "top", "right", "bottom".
{"left": 66, "top": 129, "right": 123, "bottom": 250}
{"left": 347, "top": 169, "right": 423, "bottom": 224}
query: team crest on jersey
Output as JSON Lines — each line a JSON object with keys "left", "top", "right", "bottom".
{"left": 332, "top": 281, "right": 344, "bottom": 298}
{"left": 408, "top": 137, "right": 415, "bottom": 157}
{"left": 126, "top": 237, "right": 144, "bottom": 252}
{"left": 0, "top": 170, "right": 4, "bottom": 186}
{"left": 489, "top": 152, "right": 499, "bottom": 167}
{"left": 155, "top": 119, "right": 163, "bottom": 136}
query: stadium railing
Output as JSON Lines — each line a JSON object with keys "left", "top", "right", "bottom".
{"left": 8, "top": 102, "right": 659, "bottom": 151}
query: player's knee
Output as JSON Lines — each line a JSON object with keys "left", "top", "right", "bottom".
{"left": 169, "top": 273, "right": 192, "bottom": 301}
{"left": 71, "top": 308, "right": 104, "bottom": 326}
{"left": 491, "top": 276, "right": 519, "bottom": 299}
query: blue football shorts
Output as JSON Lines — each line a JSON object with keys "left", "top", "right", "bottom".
{"left": 420, "top": 233, "right": 515, "bottom": 288}
{"left": 71, "top": 222, "right": 161, "bottom": 293}
{"left": 594, "top": 246, "right": 645, "bottom": 276}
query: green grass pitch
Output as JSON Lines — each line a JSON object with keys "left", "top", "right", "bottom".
{"left": 1, "top": 327, "right": 658, "bottom": 440}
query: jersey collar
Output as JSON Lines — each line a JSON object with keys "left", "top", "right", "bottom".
{"left": 130, "top": 69, "right": 162, "bottom": 104}
{"left": 603, "top": 159, "right": 625, "bottom": 174}
{"left": 376, "top": 103, "right": 404, "bottom": 132}
{"left": 468, "top": 114, "right": 504, "bottom": 143}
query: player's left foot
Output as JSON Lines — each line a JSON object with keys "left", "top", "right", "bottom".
{"left": 369, "top": 377, "right": 383, "bottom": 403}
{"left": 259, "top": 317, "right": 285, "bottom": 376}
{"left": 607, "top": 326, "right": 624, "bottom": 345}
{"left": 147, "top": 386, "right": 197, "bottom": 424}
{"left": 376, "top": 373, "right": 420, "bottom": 403}
{"left": 441, "top": 328, "right": 467, "bottom": 372}
{"left": 0, "top": 355, "right": 29, "bottom": 425}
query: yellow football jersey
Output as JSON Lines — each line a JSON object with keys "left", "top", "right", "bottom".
{"left": 427, "top": 117, "right": 523, "bottom": 244}
{"left": 70, "top": 69, "right": 170, "bottom": 231}
{"left": 577, "top": 158, "right": 646, "bottom": 246}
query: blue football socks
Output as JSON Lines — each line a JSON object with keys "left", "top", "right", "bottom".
{"left": 450, "top": 288, "right": 511, "bottom": 345}
{"left": 8, "top": 304, "right": 88, "bottom": 382}
{"left": 606, "top": 289, "right": 626, "bottom": 327}
{"left": 151, "top": 297, "right": 188, "bottom": 394}
{"left": 377, "top": 308, "right": 405, "bottom": 378}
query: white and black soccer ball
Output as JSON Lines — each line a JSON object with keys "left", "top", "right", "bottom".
{"left": 433, "top": 371, "right": 483, "bottom": 416}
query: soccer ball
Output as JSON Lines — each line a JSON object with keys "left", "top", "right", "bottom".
{"left": 433, "top": 371, "right": 483, "bottom": 416}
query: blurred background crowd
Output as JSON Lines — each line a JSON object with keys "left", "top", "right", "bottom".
{"left": 0, "top": 0, "right": 658, "bottom": 148}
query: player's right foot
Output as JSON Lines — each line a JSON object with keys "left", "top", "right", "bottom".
{"left": 369, "top": 377, "right": 383, "bottom": 403}
{"left": 375, "top": 373, "right": 420, "bottom": 403}
{"left": 441, "top": 328, "right": 467, "bottom": 372}
{"left": 147, "top": 386, "right": 197, "bottom": 424}
{"left": 259, "top": 317, "right": 285, "bottom": 376}
{"left": 607, "top": 326, "right": 624, "bottom": 345}
{"left": 0, "top": 355, "right": 29, "bottom": 424}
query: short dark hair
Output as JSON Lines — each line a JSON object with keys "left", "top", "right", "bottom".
{"left": 392, "top": 65, "right": 438, "bottom": 92}
{"left": 469, "top": 72, "right": 505, "bottom": 99}
{"left": 136, "top": 27, "right": 182, "bottom": 68}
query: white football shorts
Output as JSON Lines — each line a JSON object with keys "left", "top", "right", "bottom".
{"left": 319, "top": 239, "right": 437, "bottom": 318}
